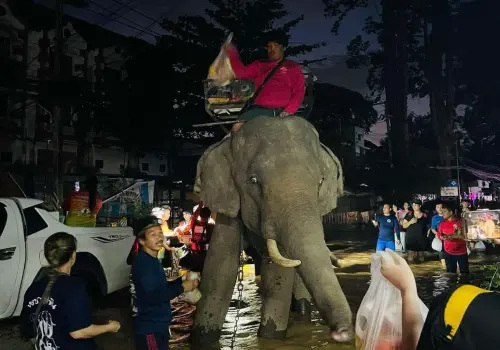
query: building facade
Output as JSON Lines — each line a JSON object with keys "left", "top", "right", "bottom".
{"left": 0, "top": 0, "right": 204, "bottom": 182}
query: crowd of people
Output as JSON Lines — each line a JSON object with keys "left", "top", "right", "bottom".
{"left": 373, "top": 199, "right": 476, "bottom": 274}
{"left": 19, "top": 201, "right": 214, "bottom": 350}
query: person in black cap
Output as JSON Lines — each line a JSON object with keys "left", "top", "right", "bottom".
{"left": 224, "top": 35, "right": 305, "bottom": 133}
{"left": 129, "top": 216, "right": 199, "bottom": 350}
{"left": 402, "top": 199, "right": 429, "bottom": 263}
{"left": 380, "top": 249, "right": 500, "bottom": 350}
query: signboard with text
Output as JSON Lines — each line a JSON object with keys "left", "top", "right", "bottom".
{"left": 441, "top": 186, "right": 459, "bottom": 197}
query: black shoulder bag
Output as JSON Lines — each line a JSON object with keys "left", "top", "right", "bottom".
{"left": 239, "top": 59, "right": 285, "bottom": 115}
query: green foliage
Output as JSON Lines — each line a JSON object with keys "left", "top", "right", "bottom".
{"left": 131, "top": 201, "right": 154, "bottom": 219}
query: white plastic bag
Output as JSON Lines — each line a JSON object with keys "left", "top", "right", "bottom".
{"left": 474, "top": 240, "right": 486, "bottom": 252}
{"left": 431, "top": 237, "right": 443, "bottom": 252}
{"left": 208, "top": 33, "right": 235, "bottom": 86}
{"left": 355, "top": 252, "right": 428, "bottom": 350}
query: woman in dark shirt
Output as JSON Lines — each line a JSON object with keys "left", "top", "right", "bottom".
{"left": 402, "top": 199, "right": 429, "bottom": 263}
{"left": 21, "top": 232, "right": 120, "bottom": 350}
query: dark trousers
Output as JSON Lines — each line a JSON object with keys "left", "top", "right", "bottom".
{"left": 135, "top": 331, "right": 170, "bottom": 350}
{"left": 444, "top": 252, "right": 469, "bottom": 274}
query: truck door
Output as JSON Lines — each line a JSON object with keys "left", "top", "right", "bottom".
{"left": 0, "top": 199, "right": 26, "bottom": 318}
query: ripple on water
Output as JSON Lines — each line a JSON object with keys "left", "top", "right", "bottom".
{"left": 172, "top": 246, "right": 499, "bottom": 349}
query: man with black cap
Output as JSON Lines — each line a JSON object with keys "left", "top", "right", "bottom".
{"left": 225, "top": 36, "right": 305, "bottom": 133}
{"left": 130, "top": 216, "right": 199, "bottom": 350}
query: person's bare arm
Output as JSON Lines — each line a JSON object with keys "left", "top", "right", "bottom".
{"left": 70, "top": 321, "right": 120, "bottom": 339}
{"left": 402, "top": 219, "right": 412, "bottom": 229}
{"left": 380, "top": 250, "right": 424, "bottom": 350}
{"left": 400, "top": 287, "right": 424, "bottom": 350}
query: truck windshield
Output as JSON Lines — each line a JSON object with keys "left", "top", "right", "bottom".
{"left": 0, "top": 203, "right": 6, "bottom": 237}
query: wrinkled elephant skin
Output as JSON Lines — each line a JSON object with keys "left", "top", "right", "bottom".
{"left": 191, "top": 116, "right": 353, "bottom": 345}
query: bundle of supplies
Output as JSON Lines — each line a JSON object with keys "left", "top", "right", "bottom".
{"left": 355, "top": 252, "right": 428, "bottom": 350}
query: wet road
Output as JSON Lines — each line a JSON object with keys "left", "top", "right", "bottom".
{"left": 1, "top": 227, "right": 498, "bottom": 349}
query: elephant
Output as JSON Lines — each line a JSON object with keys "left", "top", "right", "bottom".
{"left": 190, "top": 116, "right": 352, "bottom": 346}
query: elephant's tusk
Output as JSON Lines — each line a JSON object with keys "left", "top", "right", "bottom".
{"left": 266, "top": 239, "right": 301, "bottom": 268}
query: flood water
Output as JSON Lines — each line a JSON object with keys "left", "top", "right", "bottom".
{"left": 1, "top": 227, "right": 498, "bottom": 350}
{"left": 173, "top": 229, "right": 500, "bottom": 350}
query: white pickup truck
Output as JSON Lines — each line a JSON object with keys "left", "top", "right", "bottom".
{"left": 0, "top": 197, "right": 135, "bottom": 320}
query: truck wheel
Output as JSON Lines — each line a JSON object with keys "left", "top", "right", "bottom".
{"left": 74, "top": 273, "right": 104, "bottom": 308}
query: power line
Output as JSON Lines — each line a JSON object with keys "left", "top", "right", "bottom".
{"left": 85, "top": 0, "right": 162, "bottom": 38}
{"left": 97, "top": 0, "right": 138, "bottom": 27}
{"left": 108, "top": 0, "right": 157, "bottom": 22}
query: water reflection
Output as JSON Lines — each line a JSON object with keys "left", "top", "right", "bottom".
{"left": 173, "top": 244, "right": 498, "bottom": 350}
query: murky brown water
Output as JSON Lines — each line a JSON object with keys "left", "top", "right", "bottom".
{"left": 172, "top": 237, "right": 499, "bottom": 350}
{"left": 1, "top": 229, "right": 498, "bottom": 350}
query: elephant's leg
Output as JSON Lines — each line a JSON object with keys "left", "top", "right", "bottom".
{"left": 257, "top": 259, "right": 295, "bottom": 340}
{"left": 190, "top": 214, "right": 244, "bottom": 346}
{"left": 291, "top": 272, "right": 312, "bottom": 322}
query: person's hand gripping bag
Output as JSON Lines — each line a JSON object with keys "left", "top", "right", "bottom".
{"left": 355, "top": 252, "right": 428, "bottom": 350}
{"left": 208, "top": 33, "right": 235, "bottom": 86}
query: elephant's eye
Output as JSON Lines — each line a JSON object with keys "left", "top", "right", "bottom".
{"left": 319, "top": 177, "right": 324, "bottom": 186}
{"left": 249, "top": 175, "right": 258, "bottom": 184}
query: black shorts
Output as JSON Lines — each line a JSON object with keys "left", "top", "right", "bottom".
{"left": 135, "top": 331, "right": 170, "bottom": 350}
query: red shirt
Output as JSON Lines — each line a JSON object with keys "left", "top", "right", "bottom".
{"left": 228, "top": 48, "right": 305, "bottom": 114}
{"left": 437, "top": 218, "right": 467, "bottom": 255}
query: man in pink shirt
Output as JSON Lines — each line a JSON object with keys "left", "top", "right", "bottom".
{"left": 225, "top": 39, "right": 305, "bottom": 132}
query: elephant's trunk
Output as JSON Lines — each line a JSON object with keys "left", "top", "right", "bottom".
{"left": 266, "top": 239, "right": 301, "bottom": 267}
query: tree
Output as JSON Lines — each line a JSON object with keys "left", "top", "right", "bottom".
{"left": 323, "top": 0, "right": 479, "bottom": 187}
{"left": 159, "top": 0, "right": 324, "bottom": 139}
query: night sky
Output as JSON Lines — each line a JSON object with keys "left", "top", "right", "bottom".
{"left": 37, "top": 0, "right": 430, "bottom": 143}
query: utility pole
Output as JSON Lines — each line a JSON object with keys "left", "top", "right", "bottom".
{"left": 51, "top": 0, "right": 63, "bottom": 205}
{"left": 456, "top": 136, "right": 461, "bottom": 202}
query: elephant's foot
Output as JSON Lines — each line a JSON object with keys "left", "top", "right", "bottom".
{"left": 291, "top": 297, "right": 312, "bottom": 323}
{"left": 189, "top": 325, "right": 221, "bottom": 347}
{"left": 257, "top": 318, "right": 287, "bottom": 340}
{"left": 330, "top": 327, "right": 353, "bottom": 343}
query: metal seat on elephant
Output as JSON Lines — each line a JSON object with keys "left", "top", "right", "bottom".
{"left": 200, "top": 67, "right": 315, "bottom": 129}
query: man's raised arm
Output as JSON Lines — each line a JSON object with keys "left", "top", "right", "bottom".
{"left": 226, "top": 46, "right": 261, "bottom": 80}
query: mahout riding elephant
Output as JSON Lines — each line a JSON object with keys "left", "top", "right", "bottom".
{"left": 190, "top": 116, "right": 352, "bottom": 345}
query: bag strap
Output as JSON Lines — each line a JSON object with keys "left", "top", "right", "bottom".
{"left": 442, "top": 285, "right": 490, "bottom": 342}
{"left": 240, "top": 58, "right": 286, "bottom": 114}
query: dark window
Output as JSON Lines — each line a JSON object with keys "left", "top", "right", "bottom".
{"left": 141, "top": 163, "right": 149, "bottom": 171}
{"left": 0, "top": 152, "right": 13, "bottom": 163}
{"left": 159, "top": 164, "right": 166, "bottom": 173}
{"left": 61, "top": 55, "right": 73, "bottom": 78}
{"left": 0, "top": 203, "right": 7, "bottom": 238}
{"left": 0, "top": 37, "right": 10, "bottom": 58}
{"left": 24, "top": 206, "right": 48, "bottom": 236}
{"left": 37, "top": 149, "right": 54, "bottom": 168}
{"left": 95, "top": 159, "right": 104, "bottom": 169}
{"left": 0, "top": 92, "right": 7, "bottom": 118}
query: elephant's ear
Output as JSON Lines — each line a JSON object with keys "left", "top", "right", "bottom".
{"left": 318, "top": 143, "right": 344, "bottom": 216}
{"left": 194, "top": 138, "right": 240, "bottom": 217}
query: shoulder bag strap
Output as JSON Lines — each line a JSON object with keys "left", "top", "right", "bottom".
{"left": 240, "top": 59, "right": 286, "bottom": 114}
